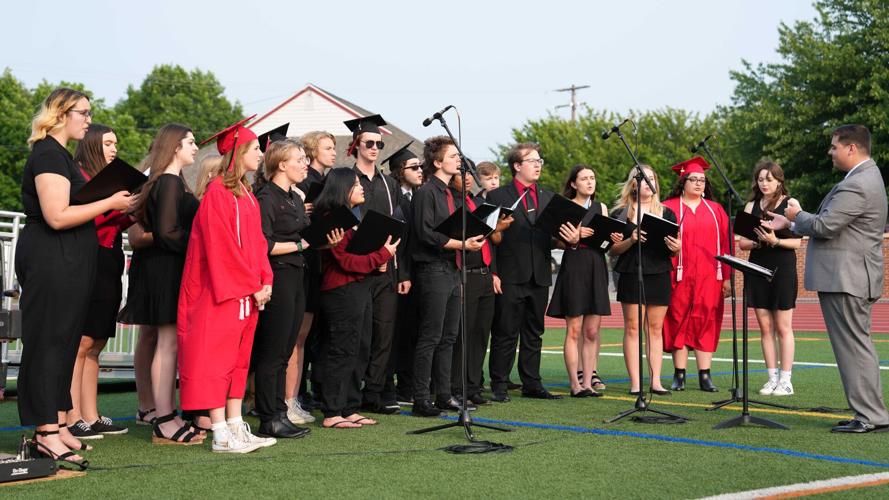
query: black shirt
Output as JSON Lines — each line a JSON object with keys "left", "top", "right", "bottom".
{"left": 256, "top": 181, "right": 309, "bottom": 268}
{"left": 411, "top": 175, "right": 463, "bottom": 265}
{"left": 296, "top": 166, "right": 325, "bottom": 197}
{"left": 353, "top": 165, "right": 398, "bottom": 218}
{"left": 22, "top": 137, "right": 86, "bottom": 224}
{"left": 610, "top": 206, "right": 676, "bottom": 274}
{"left": 449, "top": 188, "right": 486, "bottom": 269}
{"left": 146, "top": 174, "right": 199, "bottom": 255}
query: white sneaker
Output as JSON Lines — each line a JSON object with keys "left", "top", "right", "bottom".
{"left": 758, "top": 379, "right": 779, "bottom": 395}
{"left": 286, "top": 399, "right": 315, "bottom": 424}
{"left": 212, "top": 427, "right": 260, "bottom": 454}
{"left": 232, "top": 421, "right": 276, "bottom": 449}
{"left": 772, "top": 380, "right": 794, "bottom": 396}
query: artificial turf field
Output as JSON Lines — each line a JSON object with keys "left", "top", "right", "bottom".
{"left": 1, "top": 328, "right": 888, "bottom": 499}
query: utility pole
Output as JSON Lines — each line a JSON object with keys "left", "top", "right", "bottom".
{"left": 555, "top": 84, "right": 590, "bottom": 122}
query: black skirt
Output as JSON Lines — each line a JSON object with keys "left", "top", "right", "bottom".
{"left": 547, "top": 247, "right": 610, "bottom": 318}
{"left": 746, "top": 248, "right": 797, "bottom": 310}
{"left": 83, "top": 245, "right": 125, "bottom": 339}
{"left": 118, "top": 247, "right": 184, "bottom": 326}
{"left": 616, "top": 271, "right": 671, "bottom": 306}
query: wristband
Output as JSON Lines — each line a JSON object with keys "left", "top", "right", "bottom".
{"left": 297, "top": 241, "right": 304, "bottom": 252}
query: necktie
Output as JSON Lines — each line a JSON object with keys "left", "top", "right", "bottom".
{"left": 405, "top": 191, "right": 412, "bottom": 202}
{"left": 465, "top": 197, "right": 491, "bottom": 267}
{"left": 445, "top": 188, "right": 461, "bottom": 268}
{"left": 524, "top": 187, "right": 537, "bottom": 224}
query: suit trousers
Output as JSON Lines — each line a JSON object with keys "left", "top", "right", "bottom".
{"left": 489, "top": 281, "right": 548, "bottom": 393}
{"left": 451, "top": 270, "right": 495, "bottom": 395}
{"left": 819, "top": 292, "right": 889, "bottom": 425}
{"left": 252, "top": 265, "right": 305, "bottom": 421}
{"left": 319, "top": 280, "right": 373, "bottom": 418}
{"left": 412, "top": 261, "right": 461, "bottom": 401}
{"left": 385, "top": 290, "right": 419, "bottom": 401}
{"left": 361, "top": 273, "right": 398, "bottom": 405}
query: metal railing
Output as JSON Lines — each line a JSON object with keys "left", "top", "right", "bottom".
{"left": 0, "top": 211, "right": 138, "bottom": 368}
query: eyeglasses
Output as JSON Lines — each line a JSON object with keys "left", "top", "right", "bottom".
{"left": 362, "top": 140, "right": 385, "bottom": 150}
{"left": 521, "top": 158, "right": 544, "bottom": 166}
{"left": 294, "top": 156, "right": 310, "bottom": 165}
{"left": 69, "top": 109, "right": 92, "bottom": 118}
{"left": 687, "top": 176, "right": 706, "bottom": 184}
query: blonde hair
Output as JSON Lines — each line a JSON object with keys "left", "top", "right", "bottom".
{"left": 262, "top": 139, "right": 304, "bottom": 182}
{"left": 613, "top": 165, "right": 663, "bottom": 223}
{"left": 300, "top": 131, "right": 335, "bottom": 162}
{"left": 195, "top": 154, "right": 222, "bottom": 199}
{"left": 28, "top": 87, "right": 89, "bottom": 147}
{"left": 216, "top": 140, "right": 257, "bottom": 196}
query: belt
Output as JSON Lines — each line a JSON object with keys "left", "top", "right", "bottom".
{"left": 464, "top": 266, "right": 490, "bottom": 275}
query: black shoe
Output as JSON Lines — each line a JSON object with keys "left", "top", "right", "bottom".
{"left": 650, "top": 387, "right": 672, "bottom": 396}
{"left": 436, "top": 397, "right": 476, "bottom": 412}
{"left": 89, "top": 416, "right": 129, "bottom": 435}
{"left": 258, "top": 415, "right": 310, "bottom": 439}
{"left": 490, "top": 391, "right": 511, "bottom": 403}
{"left": 396, "top": 393, "right": 413, "bottom": 406}
{"left": 411, "top": 400, "right": 442, "bottom": 417}
{"left": 521, "top": 389, "right": 563, "bottom": 400}
{"left": 830, "top": 419, "right": 889, "bottom": 433}
{"left": 629, "top": 390, "right": 642, "bottom": 396}
{"left": 452, "top": 395, "right": 479, "bottom": 411}
{"left": 506, "top": 382, "right": 522, "bottom": 391}
{"left": 670, "top": 369, "right": 686, "bottom": 391}
{"left": 699, "top": 371, "right": 719, "bottom": 392}
{"left": 571, "top": 389, "right": 595, "bottom": 398}
{"left": 467, "top": 393, "right": 491, "bottom": 405}
{"left": 362, "top": 400, "right": 399, "bottom": 415}
{"left": 69, "top": 420, "right": 103, "bottom": 440}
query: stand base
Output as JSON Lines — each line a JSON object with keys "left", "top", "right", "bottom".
{"left": 713, "top": 413, "right": 789, "bottom": 430}
{"left": 407, "top": 408, "right": 512, "bottom": 437}
{"left": 604, "top": 396, "right": 688, "bottom": 424}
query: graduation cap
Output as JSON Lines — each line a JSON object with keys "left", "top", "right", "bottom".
{"left": 344, "top": 114, "right": 386, "bottom": 156}
{"left": 201, "top": 115, "right": 258, "bottom": 171}
{"left": 380, "top": 141, "right": 416, "bottom": 170}
{"left": 258, "top": 123, "right": 290, "bottom": 153}
{"left": 670, "top": 156, "right": 711, "bottom": 176}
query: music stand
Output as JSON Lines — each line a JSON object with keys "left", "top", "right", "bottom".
{"left": 711, "top": 255, "right": 788, "bottom": 430}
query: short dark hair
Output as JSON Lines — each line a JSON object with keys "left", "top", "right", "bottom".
{"left": 833, "top": 124, "right": 871, "bottom": 155}
{"left": 314, "top": 167, "right": 358, "bottom": 216}
{"left": 422, "top": 135, "right": 455, "bottom": 178}
{"left": 505, "top": 143, "right": 540, "bottom": 175}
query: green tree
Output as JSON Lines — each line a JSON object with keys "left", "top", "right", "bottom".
{"left": 723, "top": 0, "right": 889, "bottom": 210}
{"left": 0, "top": 69, "right": 34, "bottom": 210}
{"left": 116, "top": 64, "right": 244, "bottom": 142}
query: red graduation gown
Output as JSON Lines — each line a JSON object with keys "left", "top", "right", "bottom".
{"left": 662, "top": 197, "right": 730, "bottom": 353}
{"left": 177, "top": 178, "right": 273, "bottom": 410}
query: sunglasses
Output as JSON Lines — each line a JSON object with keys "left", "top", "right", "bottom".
{"left": 403, "top": 165, "right": 421, "bottom": 171}
{"left": 362, "top": 140, "right": 385, "bottom": 150}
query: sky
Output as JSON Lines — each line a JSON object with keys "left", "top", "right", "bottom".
{"left": 2, "top": 0, "right": 818, "bottom": 161}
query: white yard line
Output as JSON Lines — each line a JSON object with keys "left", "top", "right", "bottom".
{"left": 695, "top": 471, "right": 889, "bottom": 499}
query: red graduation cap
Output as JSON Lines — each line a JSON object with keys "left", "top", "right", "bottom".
{"left": 201, "top": 115, "right": 258, "bottom": 171}
{"left": 670, "top": 156, "right": 711, "bottom": 176}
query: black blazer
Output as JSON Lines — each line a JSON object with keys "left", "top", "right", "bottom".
{"left": 487, "top": 183, "right": 553, "bottom": 287}
{"left": 394, "top": 189, "right": 414, "bottom": 282}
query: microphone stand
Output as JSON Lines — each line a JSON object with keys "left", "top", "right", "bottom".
{"left": 409, "top": 113, "right": 511, "bottom": 445}
{"left": 698, "top": 142, "right": 793, "bottom": 413}
{"left": 605, "top": 125, "right": 686, "bottom": 424}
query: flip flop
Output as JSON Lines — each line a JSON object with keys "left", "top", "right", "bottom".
{"left": 322, "top": 420, "right": 361, "bottom": 429}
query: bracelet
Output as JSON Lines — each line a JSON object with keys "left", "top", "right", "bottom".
{"left": 297, "top": 241, "right": 304, "bottom": 252}
{"left": 772, "top": 238, "right": 780, "bottom": 248}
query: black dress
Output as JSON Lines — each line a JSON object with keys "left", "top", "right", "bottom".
{"left": 15, "top": 137, "right": 98, "bottom": 425}
{"left": 745, "top": 198, "right": 798, "bottom": 310}
{"left": 546, "top": 201, "right": 611, "bottom": 318}
{"left": 611, "top": 206, "right": 676, "bottom": 306}
{"left": 118, "top": 174, "right": 199, "bottom": 325}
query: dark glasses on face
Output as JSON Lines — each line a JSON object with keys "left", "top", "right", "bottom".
{"left": 363, "top": 140, "right": 385, "bottom": 150}
{"left": 404, "top": 165, "right": 421, "bottom": 171}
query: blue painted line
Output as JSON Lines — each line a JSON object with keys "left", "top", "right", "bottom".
{"left": 422, "top": 414, "right": 889, "bottom": 469}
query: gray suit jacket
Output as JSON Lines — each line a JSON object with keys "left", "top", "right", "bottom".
{"left": 794, "top": 159, "right": 887, "bottom": 299}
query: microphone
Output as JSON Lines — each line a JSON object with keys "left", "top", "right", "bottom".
{"left": 690, "top": 134, "right": 715, "bottom": 153}
{"left": 422, "top": 105, "right": 455, "bottom": 127}
{"left": 600, "top": 118, "right": 630, "bottom": 140}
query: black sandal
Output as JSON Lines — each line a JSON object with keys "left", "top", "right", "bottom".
{"left": 152, "top": 412, "right": 204, "bottom": 446}
{"left": 590, "top": 371, "right": 607, "bottom": 391}
{"left": 58, "top": 423, "right": 92, "bottom": 451}
{"left": 31, "top": 429, "right": 89, "bottom": 471}
{"left": 136, "top": 408, "right": 157, "bottom": 426}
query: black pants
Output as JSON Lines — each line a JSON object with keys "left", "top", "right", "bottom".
{"left": 361, "top": 272, "right": 398, "bottom": 405}
{"left": 319, "top": 280, "right": 372, "bottom": 418}
{"left": 252, "top": 265, "right": 305, "bottom": 421}
{"left": 385, "top": 289, "right": 419, "bottom": 401}
{"left": 451, "top": 269, "right": 495, "bottom": 396}
{"left": 489, "top": 281, "right": 548, "bottom": 393}
{"left": 412, "top": 261, "right": 460, "bottom": 402}
{"left": 15, "top": 223, "right": 96, "bottom": 426}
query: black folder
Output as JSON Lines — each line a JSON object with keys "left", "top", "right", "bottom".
{"left": 345, "top": 209, "right": 406, "bottom": 255}
{"left": 534, "top": 195, "right": 588, "bottom": 241}
{"left": 302, "top": 205, "right": 359, "bottom": 247}
{"left": 640, "top": 212, "right": 679, "bottom": 256}
{"left": 302, "top": 181, "right": 324, "bottom": 204}
{"left": 499, "top": 189, "right": 529, "bottom": 218}
{"left": 580, "top": 214, "right": 628, "bottom": 253}
{"left": 733, "top": 210, "right": 766, "bottom": 241}
{"left": 72, "top": 158, "right": 147, "bottom": 204}
{"left": 434, "top": 207, "right": 496, "bottom": 240}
